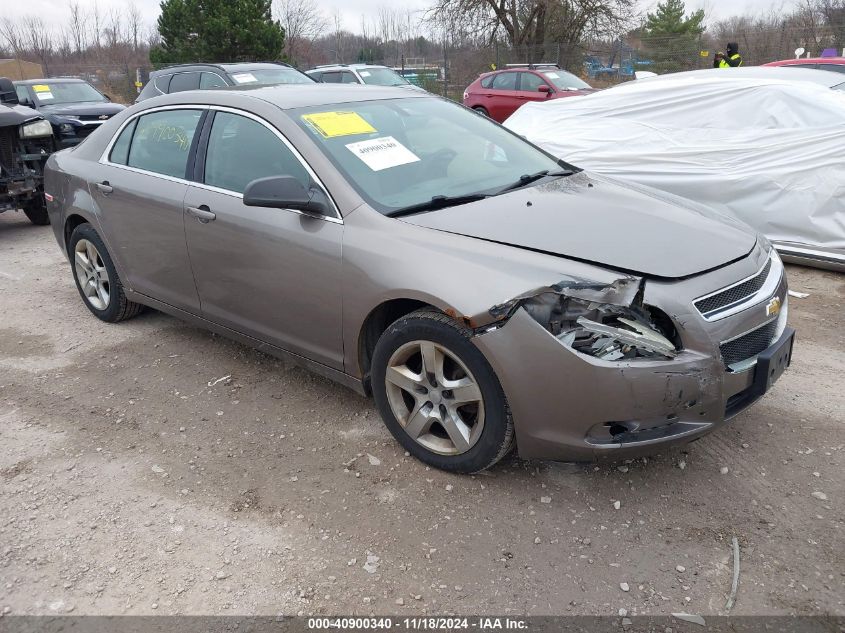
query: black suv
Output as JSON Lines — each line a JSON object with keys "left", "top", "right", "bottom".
{"left": 0, "top": 78, "right": 56, "bottom": 225}
{"left": 136, "top": 62, "right": 315, "bottom": 102}
{"left": 14, "top": 78, "right": 125, "bottom": 148}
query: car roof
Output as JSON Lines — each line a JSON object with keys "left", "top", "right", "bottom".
{"left": 142, "top": 83, "right": 428, "bottom": 110}
{"left": 150, "top": 62, "right": 296, "bottom": 76}
{"left": 639, "top": 66, "right": 845, "bottom": 88}
{"left": 309, "top": 64, "right": 393, "bottom": 71}
{"left": 219, "top": 62, "right": 297, "bottom": 72}
{"left": 16, "top": 77, "right": 89, "bottom": 84}
{"left": 766, "top": 57, "right": 845, "bottom": 65}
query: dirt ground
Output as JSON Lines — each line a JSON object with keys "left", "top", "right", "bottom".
{"left": 0, "top": 211, "right": 842, "bottom": 617}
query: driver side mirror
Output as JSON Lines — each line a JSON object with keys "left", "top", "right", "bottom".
{"left": 0, "top": 77, "right": 19, "bottom": 105}
{"left": 538, "top": 84, "right": 552, "bottom": 97}
{"left": 243, "top": 175, "right": 329, "bottom": 215}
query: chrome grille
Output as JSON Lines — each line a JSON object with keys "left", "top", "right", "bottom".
{"left": 696, "top": 259, "right": 772, "bottom": 317}
{"left": 720, "top": 319, "right": 778, "bottom": 367}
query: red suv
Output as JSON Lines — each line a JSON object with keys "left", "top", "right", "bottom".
{"left": 463, "top": 66, "right": 595, "bottom": 122}
{"left": 763, "top": 57, "right": 845, "bottom": 73}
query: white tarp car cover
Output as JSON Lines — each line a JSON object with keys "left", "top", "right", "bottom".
{"left": 505, "top": 76, "right": 845, "bottom": 268}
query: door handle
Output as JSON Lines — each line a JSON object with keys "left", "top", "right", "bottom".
{"left": 186, "top": 205, "right": 216, "bottom": 223}
{"left": 95, "top": 181, "right": 113, "bottom": 194}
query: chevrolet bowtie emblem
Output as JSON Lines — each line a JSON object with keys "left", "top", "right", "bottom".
{"left": 99, "top": 114, "right": 109, "bottom": 120}
{"left": 766, "top": 297, "right": 782, "bottom": 317}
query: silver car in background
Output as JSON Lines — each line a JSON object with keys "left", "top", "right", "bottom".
{"left": 43, "top": 85, "right": 794, "bottom": 473}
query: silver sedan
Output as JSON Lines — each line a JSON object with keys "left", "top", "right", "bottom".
{"left": 44, "top": 85, "right": 794, "bottom": 472}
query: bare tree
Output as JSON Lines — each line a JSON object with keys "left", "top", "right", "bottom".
{"left": 428, "top": 0, "right": 635, "bottom": 65}
{"left": 21, "top": 15, "right": 53, "bottom": 75}
{"left": 67, "top": 1, "right": 89, "bottom": 56}
{"left": 127, "top": 1, "right": 143, "bottom": 52}
{"left": 275, "top": 0, "right": 327, "bottom": 64}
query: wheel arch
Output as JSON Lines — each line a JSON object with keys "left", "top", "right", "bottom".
{"left": 357, "top": 298, "right": 433, "bottom": 393}
{"left": 64, "top": 213, "right": 89, "bottom": 257}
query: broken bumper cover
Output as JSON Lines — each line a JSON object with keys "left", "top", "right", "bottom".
{"left": 472, "top": 307, "right": 792, "bottom": 462}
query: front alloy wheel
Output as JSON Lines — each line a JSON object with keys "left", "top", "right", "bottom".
{"left": 372, "top": 308, "right": 514, "bottom": 473}
{"left": 385, "top": 340, "right": 485, "bottom": 455}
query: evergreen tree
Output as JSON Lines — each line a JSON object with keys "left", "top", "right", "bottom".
{"left": 641, "top": 0, "right": 706, "bottom": 73}
{"left": 150, "top": 0, "right": 285, "bottom": 65}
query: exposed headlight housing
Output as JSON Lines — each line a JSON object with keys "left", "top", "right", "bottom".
{"left": 20, "top": 119, "right": 53, "bottom": 138}
{"left": 522, "top": 293, "right": 680, "bottom": 361}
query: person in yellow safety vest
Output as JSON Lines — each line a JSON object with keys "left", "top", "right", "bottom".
{"left": 714, "top": 43, "right": 743, "bottom": 68}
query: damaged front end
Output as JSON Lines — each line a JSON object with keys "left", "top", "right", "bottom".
{"left": 487, "top": 276, "right": 681, "bottom": 362}
{"left": 470, "top": 274, "right": 729, "bottom": 461}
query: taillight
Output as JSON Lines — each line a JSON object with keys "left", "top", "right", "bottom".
{"left": 463, "top": 91, "right": 468, "bottom": 101}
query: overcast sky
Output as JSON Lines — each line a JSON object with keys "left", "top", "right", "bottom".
{"left": 4, "top": 0, "right": 801, "bottom": 33}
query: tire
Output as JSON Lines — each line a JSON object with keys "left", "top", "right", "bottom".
{"left": 68, "top": 223, "right": 143, "bottom": 323}
{"left": 23, "top": 197, "right": 50, "bottom": 225}
{"left": 371, "top": 308, "right": 514, "bottom": 473}
{"left": 472, "top": 106, "right": 490, "bottom": 118}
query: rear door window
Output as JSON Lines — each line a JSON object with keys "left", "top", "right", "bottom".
{"left": 341, "top": 71, "right": 359, "bottom": 84}
{"left": 126, "top": 109, "right": 203, "bottom": 178}
{"left": 203, "top": 111, "right": 310, "bottom": 194}
{"left": 168, "top": 73, "right": 201, "bottom": 93}
{"left": 321, "top": 72, "right": 342, "bottom": 83}
{"left": 200, "top": 72, "right": 227, "bottom": 89}
{"left": 491, "top": 72, "right": 518, "bottom": 91}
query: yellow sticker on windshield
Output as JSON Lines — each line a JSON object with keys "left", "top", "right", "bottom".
{"left": 301, "top": 111, "right": 376, "bottom": 138}
{"left": 33, "top": 84, "right": 51, "bottom": 92}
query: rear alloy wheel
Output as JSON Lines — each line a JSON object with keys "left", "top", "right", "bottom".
{"left": 74, "top": 238, "right": 111, "bottom": 311}
{"left": 472, "top": 106, "right": 490, "bottom": 118}
{"left": 372, "top": 309, "right": 514, "bottom": 473}
{"left": 69, "top": 223, "right": 143, "bottom": 323}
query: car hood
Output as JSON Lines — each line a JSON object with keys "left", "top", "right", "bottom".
{"left": 399, "top": 171, "right": 758, "bottom": 279}
{"left": 37, "top": 102, "right": 125, "bottom": 118}
{"left": 0, "top": 103, "right": 43, "bottom": 126}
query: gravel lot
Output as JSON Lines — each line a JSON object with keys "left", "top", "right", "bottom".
{"left": 1, "top": 211, "right": 843, "bottom": 617}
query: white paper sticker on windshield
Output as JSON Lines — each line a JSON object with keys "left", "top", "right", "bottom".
{"left": 231, "top": 72, "right": 258, "bottom": 84}
{"left": 544, "top": 72, "right": 560, "bottom": 79}
{"left": 346, "top": 136, "right": 420, "bottom": 171}
{"left": 38, "top": 91, "right": 55, "bottom": 100}
{"left": 359, "top": 71, "right": 371, "bottom": 77}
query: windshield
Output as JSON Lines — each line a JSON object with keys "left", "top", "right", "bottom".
{"left": 31, "top": 81, "right": 106, "bottom": 104}
{"left": 292, "top": 97, "right": 565, "bottom": 214}
{"left": 541, "top": 70, "right": 591, "bottom": 91}
{"left": 358, "top": 67, "right": 410, "bottom": 87}
{"left": 227, "top": 68, "right": 313, "bottom": 86}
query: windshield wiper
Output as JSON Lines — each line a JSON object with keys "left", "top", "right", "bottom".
{"left": 386, "top": 193, "right": 490, "bottom": 218}
{"left": 496, "top": 169, "right": 574, "bottom": 194}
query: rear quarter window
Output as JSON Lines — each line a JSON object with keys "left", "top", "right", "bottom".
{"left": 480, "top": 75, "right": 494, "bottom": 89}
{"left": 109, "top": 119, "right": 137, "bottom": 165}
